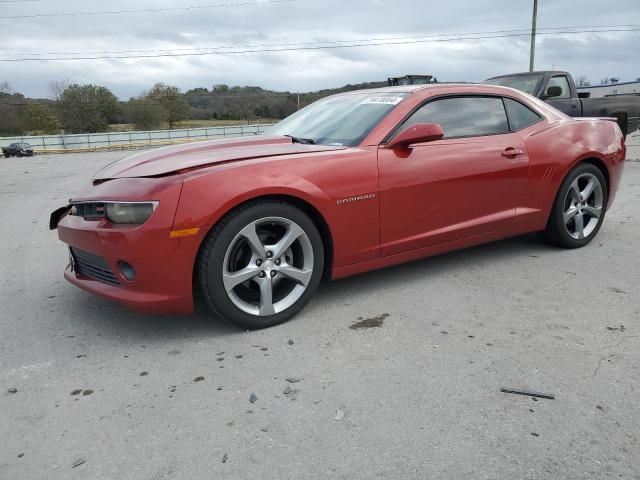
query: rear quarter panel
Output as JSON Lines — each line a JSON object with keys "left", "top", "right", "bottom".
{"left": 518, "top": 118, "right": 625, "bottom": 228}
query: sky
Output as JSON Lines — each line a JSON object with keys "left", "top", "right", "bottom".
{"left": 1, "top": 0, "right": 639, "bottom": 99}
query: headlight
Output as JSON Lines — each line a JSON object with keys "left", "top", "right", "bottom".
{"left": 106, "top": 202, "right": 157, "bottom": 224}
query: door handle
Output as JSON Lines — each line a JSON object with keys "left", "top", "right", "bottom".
{"left": 501, "top": 148, "right": 524, "bottom": 157}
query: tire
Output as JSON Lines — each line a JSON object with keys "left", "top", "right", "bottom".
{"left": 613, "top": 111, "right": 628, "bottom": 137}
{"left": 3, "top": 154, "right": 9, "bottom": 158}
{"left": 541, "top": 163, "right": 608, "bottom": 248}
{"left": 198, "top": 200, "right": 324, "bottom": 329}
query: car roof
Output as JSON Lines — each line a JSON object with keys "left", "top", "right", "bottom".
{"left": 329, "top": 85, "right": 432, "bottom": 95}
{"left": 335, "top": 83, "right": 525, "bottom": 97}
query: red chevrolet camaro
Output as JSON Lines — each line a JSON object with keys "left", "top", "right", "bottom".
{"left": 51, "top": 84, "right": 626, "bottom": 329}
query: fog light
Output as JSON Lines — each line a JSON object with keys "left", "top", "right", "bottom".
{"left": 118, "top": 261, "right": 136, "bottom": 281}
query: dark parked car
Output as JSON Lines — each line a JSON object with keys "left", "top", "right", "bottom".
{"left": 484, "top": 71, "right": 640, "bottom": 136}
{"left": 3, "top": 142, "right": 34, "bottom": 158}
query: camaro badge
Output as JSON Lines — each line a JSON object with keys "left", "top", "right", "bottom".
{"left": 336, "top": 193, "right": 376, "bottom": 205}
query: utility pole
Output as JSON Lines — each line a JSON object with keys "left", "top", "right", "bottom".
{"left": 529, "top": 0, "right": 538, "bottom": 72}
{"left": 297, "top": 92, "right": 300, "bottom": 110}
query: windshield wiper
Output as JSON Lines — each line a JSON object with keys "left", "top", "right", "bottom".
{"left": 284, "top": 134, "right": 315, "bottom": 145}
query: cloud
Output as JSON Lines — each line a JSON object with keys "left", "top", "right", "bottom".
{"left": 0, "top": 0, "right": 638, "bottom": 98}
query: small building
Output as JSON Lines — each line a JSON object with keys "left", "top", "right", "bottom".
{"left": 577, "top": 80, "right": 640, "bottom": 98}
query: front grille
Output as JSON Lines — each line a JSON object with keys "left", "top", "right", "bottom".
{"left": 70, "top": 247, "right": 120, "bottom": 286}
{"left": 71, "top": 203, "right": 105, "bottom": 219}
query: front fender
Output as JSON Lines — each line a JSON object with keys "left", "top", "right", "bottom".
{"left": 174, "top": 170, "right": 332, "bottom": 230}
{"left": 172, "top": 148, "right": 381, "bottom": 269}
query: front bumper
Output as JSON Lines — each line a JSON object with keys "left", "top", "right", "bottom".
{"left": 55, "top": 177, "right": 207, "bottom": 315}
{"left": 63, "top": 262, "right": 192, "bottom": 314}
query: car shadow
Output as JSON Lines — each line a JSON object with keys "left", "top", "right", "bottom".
{"left": 66, "top": 290, "right": 238, "bottom": 342}
{"left": 64, "top": 233, "right": 555, "bottom": 342}
{"left": 317, "top": 233, "right": 555, "bottom": 300}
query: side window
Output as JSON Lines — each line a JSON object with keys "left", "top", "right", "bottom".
{"left": 503, "top": 98, "right": 542, "bottom": 130}
{"left": 400, "top": 96, "right": 509, "bottom": 139}
{"left": 547, "top": 75, "right": 571, "bottom": 99}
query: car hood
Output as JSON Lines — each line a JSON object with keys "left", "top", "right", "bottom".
{"left": 94, "top": 136, "right": 347, "bottom": 180}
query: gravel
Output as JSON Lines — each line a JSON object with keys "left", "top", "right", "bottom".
{"left": 1, "top": 150, "right": 639, "bottom": 479}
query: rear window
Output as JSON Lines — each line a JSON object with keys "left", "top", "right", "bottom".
{"left": 504, "top": 98, "right": 542, "bottom": 130}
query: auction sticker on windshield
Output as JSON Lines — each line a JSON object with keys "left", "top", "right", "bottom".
{"left": 361, "top": 96, "right": 404, "bottom": 105}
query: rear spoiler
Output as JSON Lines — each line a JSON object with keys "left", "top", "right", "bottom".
{"left": 574, "top": 117, "right": 618, "bottom": 123}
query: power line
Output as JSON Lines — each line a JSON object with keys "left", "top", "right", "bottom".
{"left": 0, "top": 0, "right": 293, "bottom": 19}
{"left": 1, "top": 27, "right": 638, "bottom": 62}
{"left": 4, "top": 24, "right": 638, "bottom": 58}
{"left": 10, "top": 32, "right": 516, "bottom": 57}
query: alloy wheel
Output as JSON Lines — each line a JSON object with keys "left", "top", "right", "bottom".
{"left": 563, "top": 172, "right": 604, "bottom": 240}
{"left": 222, "top": 217, "right": 314, "bottom": 316}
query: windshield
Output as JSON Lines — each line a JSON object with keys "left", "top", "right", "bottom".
{"left": 483, "top": 74, "right": 543, "bottom": 95}
{"left": 267, "top": 92, "right": 408, "bottom": 147}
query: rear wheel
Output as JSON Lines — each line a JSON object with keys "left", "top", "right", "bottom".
{"left": 541, "top": 163, "right": 608, "bottom": 248}
{"left": 198, "top": 200, "right": 324, "bottom": 329}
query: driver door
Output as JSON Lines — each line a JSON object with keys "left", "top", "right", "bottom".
{"left": 378, "top": 95, "right": 530, "bottom": 256}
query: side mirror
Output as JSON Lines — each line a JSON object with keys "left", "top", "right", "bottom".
{"left": 386, "top": 123, "right": 444, "bottom": 149}
{"left": 543, "top": 85, "right": 562, "bottom": 99}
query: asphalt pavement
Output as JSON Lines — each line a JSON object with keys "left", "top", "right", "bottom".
{"left": 1, "top": 135, "right": 639, "bottom": 479}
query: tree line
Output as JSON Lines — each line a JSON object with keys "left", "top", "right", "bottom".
{"left": 0, "top": 79, "right": 386, "bottom": 136}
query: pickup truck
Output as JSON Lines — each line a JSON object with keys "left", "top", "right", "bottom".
{"left": 2, "top": 142, "right": 34, "bottom": 158}
{"left": 484, "top": 71, "right": 640, "bottom": 136}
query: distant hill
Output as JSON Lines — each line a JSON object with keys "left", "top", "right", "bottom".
{"left": 312, "top": 80, "right": 389, "bottom": 95}
{"left": 182, "top": 80, "right": 390, "bottom": 122}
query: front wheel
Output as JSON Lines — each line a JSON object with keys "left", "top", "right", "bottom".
{"left": 198, "top": 200, "right": 324, "bottom": 329}
{"left": 541, "top": 163, "right": 608, "bottom": 248}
